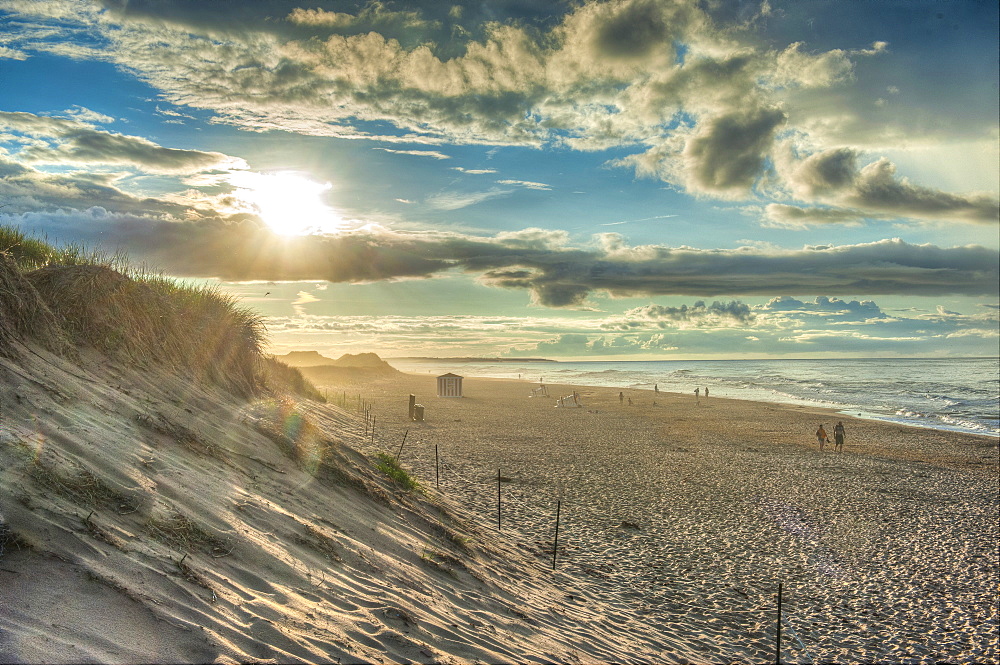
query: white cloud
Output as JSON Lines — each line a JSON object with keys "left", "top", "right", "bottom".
{"left": 496, "top": 179, "right": 551, "bottom": 190}
{"left": 425, "top": 188, "right": 514, "bottom": 210}
{"left": 373, "top": 148, "right": 451, "bottom": 159}
{"left": 452, "top": 167, "right": 497, "bottom": 174}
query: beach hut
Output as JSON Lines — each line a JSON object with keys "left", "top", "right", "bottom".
{"left": 436, "top": 373, "right": 464, "bottom": 398}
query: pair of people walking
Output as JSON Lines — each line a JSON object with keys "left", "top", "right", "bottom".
{"left": 816, "top": 422, "right": 846, "bottom": 452}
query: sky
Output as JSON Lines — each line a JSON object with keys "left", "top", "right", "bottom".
{"left": 1, "top": 0, "right": 998, "bottom": 361}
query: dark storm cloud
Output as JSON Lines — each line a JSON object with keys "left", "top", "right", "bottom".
{"left": 608, "top": 300, "right": 755, "bottom": 329}
{"left": 790, "top": 148, "right": 858, "bottom": 197}
{"left": 848, "top": 158, "right": 999, "bottom": 223}
{"left": 39, "top": 214, "right": 994, "bottom": 306}
{"left": 782, "top": 148, "right": 999, "bottom": 225}
{"left": 683, "top": 108, "right": 786, "bottom": 195}
{"left": 763, "top": 203, "right": 872, "bottom": 227}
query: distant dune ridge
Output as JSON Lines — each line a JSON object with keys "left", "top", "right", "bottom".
{"left": 2, "top": 227, "right": 707, "bottom": 663}
{"left": 275, "top": 350, "right": 397, "bottom": 371}
{"left": 274, "top": 350, "right": 402, "bottom": 386}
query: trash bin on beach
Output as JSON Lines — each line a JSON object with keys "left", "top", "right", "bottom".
{"left": 413, "top": 404, "right": 425, "bottom": 421}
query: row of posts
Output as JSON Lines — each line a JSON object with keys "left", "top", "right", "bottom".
{"left": 359, "top": 391, "right": 788, "bottom": 664}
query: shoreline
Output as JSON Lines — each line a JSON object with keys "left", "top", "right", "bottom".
{"left": 391, "top": 363, "right": 1000, "bottom": 439}
{"left": 302, "top": 368, "right": 1000, "bottom": 664}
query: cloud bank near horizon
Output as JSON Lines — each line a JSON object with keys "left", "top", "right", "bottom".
{"left": 256, "top": 295, "right": 998, "bottom": 359}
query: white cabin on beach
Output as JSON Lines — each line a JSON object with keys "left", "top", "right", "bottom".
{"left": 436, "top": 373, "right": 464, "bottom": 398}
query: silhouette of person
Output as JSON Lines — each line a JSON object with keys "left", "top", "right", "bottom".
{"left": 654, "top": 384, "right": 659, "bottom": 393}
{"left": 627, "top": 397, "right": 633, "bottom": 406}
{"left": 695, "top": 387, "right": 700, "bottom": 400}
{"left": 816, "top": 424, "right": 828, "bottom": 451}
{"left": 704, "top": 387, "right": 709, "bottom": 398}
{"left": 834, "top": 422, "right": 846, "bottom": 452}
{"left": 619, "top": 391, "right": 624, "bottom": 404}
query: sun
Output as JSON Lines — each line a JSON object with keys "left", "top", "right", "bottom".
{"left": 232, "top": 171, "right": 341, "bottom": 236}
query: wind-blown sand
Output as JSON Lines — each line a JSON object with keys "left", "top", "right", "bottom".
{"left": 2, "top": 349, "right": 997, "bottom": 664}
{"left": 302, "top": 371, "right": 999, "bottom": 664}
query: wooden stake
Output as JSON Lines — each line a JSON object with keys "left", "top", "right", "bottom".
{"left": 497, "top": 468, "right": 501, "bottom": 532}
{"left": 775, "top": 581, "right": 783, "bottom": 665}
{"left": 395, "top": 429, "right": 409, "bottom": 460}
{"left": 435, "top": 442, "right": 439, "bottom": 489}
{"left": 552, "top": 499, "right": 561, "bottom": 570}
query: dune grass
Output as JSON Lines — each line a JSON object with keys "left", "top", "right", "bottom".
{"left": 0, "top": 224, "right": 319, "bottom": 399}
{"left": 374, "top": 453, "right": 421, "bottom": 491}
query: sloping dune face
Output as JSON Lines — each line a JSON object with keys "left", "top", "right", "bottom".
{"left": 0, "top": 262, "right": 701, "bottom": 663}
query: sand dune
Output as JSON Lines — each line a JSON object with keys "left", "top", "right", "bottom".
{"left": 1, "top": 346, "right": 714, "bottom": 664}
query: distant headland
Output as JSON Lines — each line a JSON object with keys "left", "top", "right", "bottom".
{"left": 388, "top": 356, "right": 556, "bottom": 363}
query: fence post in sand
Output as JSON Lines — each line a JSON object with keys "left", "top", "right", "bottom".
{"left": 409, "top": 394, "right": 416, "bottom": 420}
{"left": 497, "top": 469, "right": 502, "bottom": 532}
{"left": 552, "top": 499, "right": 561, "bottom": 570}
{"left": 371, "top": 415, "right": 376, "bottom": 446}
{"left": 395, "top": 430, "right": 409, "bottom": 461}
{"left": 435, "top": 443, "right": 440, "bottom": 489}
{"left": 775, "top": 581, "right": 783, "bottom": 665}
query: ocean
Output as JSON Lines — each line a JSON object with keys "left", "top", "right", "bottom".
{"left": 391, "top": 357, "right": 1000, "bottom": 437}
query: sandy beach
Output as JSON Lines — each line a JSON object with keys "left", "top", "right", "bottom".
{"left": 1, "top": 339, "right": 997, "bottom": 663}
{"left": 301, "top": 370, "right": 1000, "bottom": 664}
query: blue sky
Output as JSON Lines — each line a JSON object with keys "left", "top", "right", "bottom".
{"left": 1, "top": 0, "right": 997, "bottom": 359}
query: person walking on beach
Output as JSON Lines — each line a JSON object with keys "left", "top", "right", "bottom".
{"left": 654, "top": 384, "right": 659, "bottom": 393}
{"left": 694, "top": 387, "right": 700, "bottom": 401}
{"left": 704, "top": 387, "right": 709, "bottom": 398}
{"left": 834, "top": 421, "right": 846, "bottom": 452}
{"left": 619, "top": 391, "right": 624, "bottom": 404}
{"left": 816, "top": 424, "right": 828, "bottom": 451}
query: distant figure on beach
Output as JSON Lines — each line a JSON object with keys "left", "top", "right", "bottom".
{"left": 816, "top": 424, "right": 828, "bottom": 451}
{"left": 619, "top": 391, "right": 624, "bottom": 404}
{"left": 628, "top": 397, "right": 633, "bottom": 406}
{"left": 704, "top": 387, "right": 709, "bottom": 398}
{"left": 654, "top": 384, "right": 659, "bottom": 393}
{"left": 694, "top": 387, "right": 700, "bottom": 400}
{"left": 834, "top": 422, "right": 846, "bottom": 452}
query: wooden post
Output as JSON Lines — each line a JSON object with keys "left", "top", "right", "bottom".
{"left": 395, "top": 430, "right": 409, "bottom": 461}
{"left": 371, "top": 416, "right": 376, "bottom": 446}
{"left": 775, "top": 581, "right": 783, "bottom": 665}
{"left": 435, "top": 443, "right": 440, "bottom": 489}
{"left": 552, "top": 500, "right": 561, "bottom": 570}
{"left": 497, "top": 469, "right": 501, "bottom": 532}
{"left": 408, "top": 394, "right": 416, "bottom": 420}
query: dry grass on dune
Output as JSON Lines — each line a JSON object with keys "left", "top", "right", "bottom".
{"left": 0, "top": 225, "right": 314, "bottom": 399}
{"left": 0, "top": 254, "right": 72, "bottom": 358}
